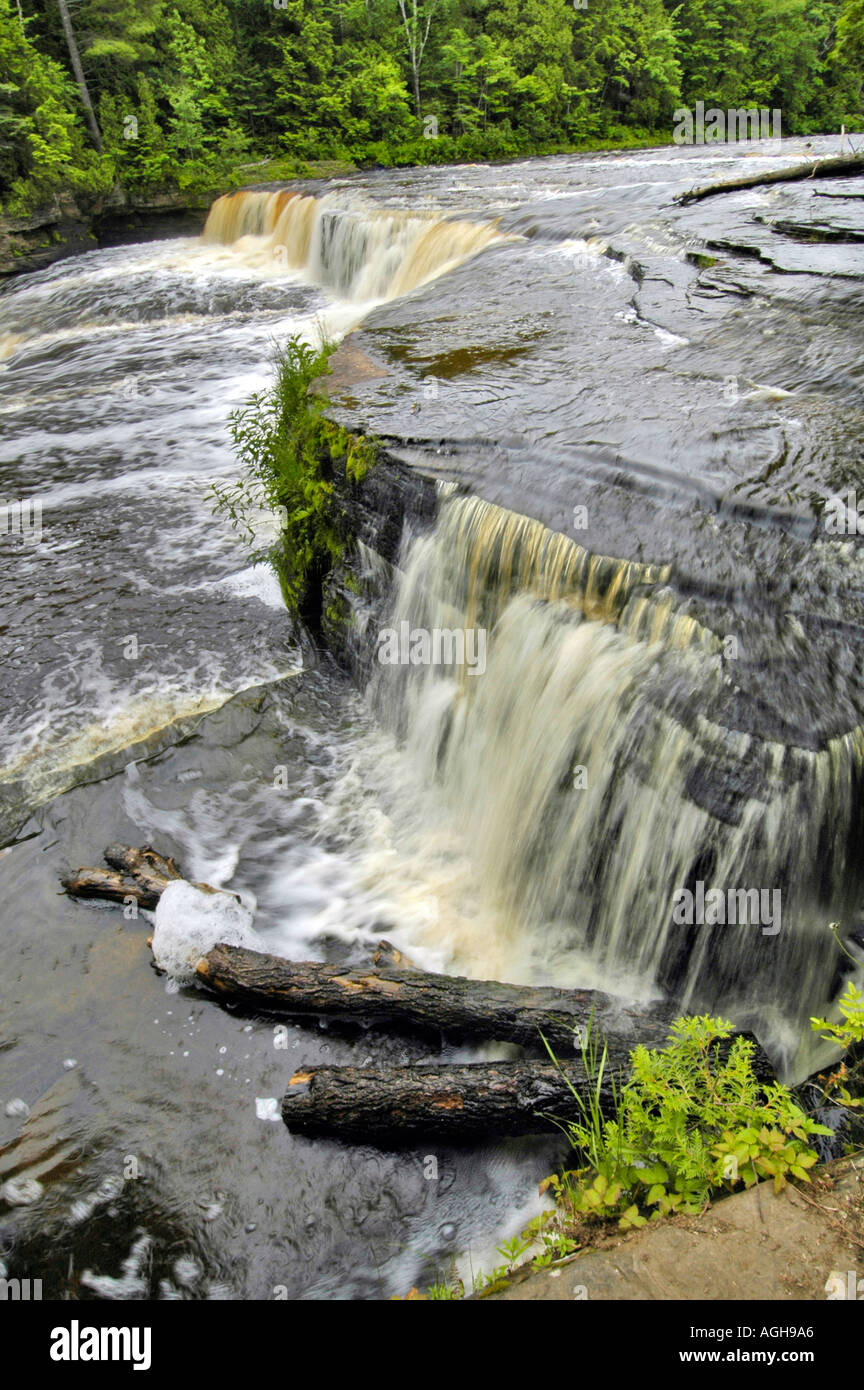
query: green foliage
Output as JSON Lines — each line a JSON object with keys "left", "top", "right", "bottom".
{"left": 470, "top": 1232, "right": 536, "bottom": 1296}
{"left": 2, "top": 0, "right": 860, "bottom": 213}
{"left": 0, "top": 0, "right": 107, "bottom": 208}
{"left": 425, "top": 1273, "right": 464, "bottom": 1299}
{"left": 418, "top": 1012, "right": 832, "bottom": 1301}
{"left": 546, "top": 1015, "right": 830, "bottom": 1230}
{"left": 836, "top": 0, "right": 864, "bottom": 67}
{"left": 812, "top": 981, "right": 864, "bottom": 1050}
{"left": 210, "top": 335, "right": 376, "bottom": 626}
{"left": 810, "top": 980, "right": 864, "bottom": 1111}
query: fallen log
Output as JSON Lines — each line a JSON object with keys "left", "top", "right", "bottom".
{"left": 197, "top": 942, "right": 676, "bottom": 1060}
{"left": 677, "top": 153, "right": 864, "bottom": 205}
{"left": 282, "top": 1058, "right": 603, "bottom": 1141}
{"left": 63, "top": 842, "right": 183, "bottom": 909}
{"left": 61, "top": 864, "right": 161, "bottom": 910}
{"left": 63, "top": 843, "right": 236, "bottom": 910}
{"left": 283, "top": 1037, "right": 777, "bottom": 1142}
{"left": 63, "top": 845, "right": 773, "bottom": 1084}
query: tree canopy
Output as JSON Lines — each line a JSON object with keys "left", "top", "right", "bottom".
{"left": 1, "top": 0, "right": 861, "bottom": 211}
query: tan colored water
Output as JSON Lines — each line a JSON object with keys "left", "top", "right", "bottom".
{"left": 203, "top": 189, "right": 502, "bottom": 301}
{"left": 373, "top": 493, "right": 864, "bottom": 1076}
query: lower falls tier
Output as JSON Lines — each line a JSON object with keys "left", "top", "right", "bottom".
{"left": 335, "top": 484, "right": 864, "bottom": 1080}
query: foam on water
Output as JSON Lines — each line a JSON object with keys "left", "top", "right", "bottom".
{"left": 151, "top": 880, "right": 262, "bottom": 982}
{"left": 217, "top": 563, "right": 285, "bottom": 609}
{"left": 0, "top": 675, "right": 295, "bottom": 814}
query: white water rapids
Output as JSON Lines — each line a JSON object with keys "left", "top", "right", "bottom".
{"left": 1, "top": 138, "right": 861, "bottom": 1299}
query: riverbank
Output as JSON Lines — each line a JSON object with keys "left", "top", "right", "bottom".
{"left": 8, "top": 129, "right": 861, "bottom": 280}
{"left": 0, "top": 133, "right": 683, "bottom": 279}
{"left": 0, "top": 187, "right": 211, "bottom": 279}
{"left": 0, "top": 157, "right": 358, "bottom": 278}
{"left": 480, "top": 1157, "right": 864, "bottom": 1300}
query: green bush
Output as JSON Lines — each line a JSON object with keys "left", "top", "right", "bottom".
{"left": 418, "top": 1013, "right": 835, "bottom": 1298}
{"left": 210, "top": 336, "right": 376, "bottom": 628}
{"left": 544, "top": 1015, "right": 830, "bottom": 1231}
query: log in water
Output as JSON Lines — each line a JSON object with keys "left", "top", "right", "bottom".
{"left": 196, "top": 941, "right": 676, "bottom": 1057}
{"left": 64, "top": 844, "right": 677, "bottom": 1057}
{"left": 64, "top": 846, "right": 775, "bottom": 1076}
{"left": 677, "top": 153, "right": 864, "bottom": 203}
{"left": 281, "top": 1058, "right": 607, "bottom": 1141}
{"left": 63, "top": 844, "right": 239, "bottom": 912}
{"left": 63, "top": 844, "right": 182, "bottom": 910}
{"left": 281, "top": 1045, "right": 774, "bottom": 1142}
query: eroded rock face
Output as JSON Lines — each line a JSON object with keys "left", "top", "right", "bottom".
{"left": 0, "top": 204, "right": 96, "bottom": 278}
{"left": 310, "top": 146, "right": 864, "bottom": 1065}
{"left": 323, "top": 153, "right": 864, "bottom": 759}
{"left": 322, "top": 433, "right": 438, "bottom": 679}
{"left": 0, "top": 192, "right": 210, "bottom": 278}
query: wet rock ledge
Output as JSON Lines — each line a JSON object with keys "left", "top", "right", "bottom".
{"left": 0, "top": 188, "right": 212, "bottom": 278}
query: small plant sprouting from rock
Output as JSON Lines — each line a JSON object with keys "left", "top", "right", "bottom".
{"left": 210, "top": 334, "right": 376, "bottom": 630}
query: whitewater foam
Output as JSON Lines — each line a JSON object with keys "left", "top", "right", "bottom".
{"left": 152, "top": 880, "right": 263, "bottom": 982}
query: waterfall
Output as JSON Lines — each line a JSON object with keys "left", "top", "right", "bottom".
{"left": 371, "top": 493, "right": 864, "bottom": 1077}
{"left": 202, "top": 189, "right": 501, "bottom": 301}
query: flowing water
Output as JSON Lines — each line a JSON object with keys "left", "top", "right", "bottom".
{"left": 1, "top": 136, "right": 863, "bottom": 1298}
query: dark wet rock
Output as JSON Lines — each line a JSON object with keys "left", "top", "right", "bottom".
{"left": 322, "top": 430, "right": 438, "bottom": 676}
{"left": 0, "top": 187, "right": 213, "bottom": 278}
{"left": 0, "top": 202, "right": 96, "bottom": 278}
{"left": 319, "top": 158, "right": 864, "bottom": 763}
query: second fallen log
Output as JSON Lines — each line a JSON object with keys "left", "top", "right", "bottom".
{"left": 197, "top": 942, "right": 676, "bottom": 1058}
{"left": 282, "top": 1059, "right": 608, "bottom": 1141}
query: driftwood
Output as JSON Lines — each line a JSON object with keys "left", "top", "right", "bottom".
{"left": 677, "top": 153, "right": 864, "bottom": 205}
{"left": 282, "top": 1035, "right": 776, "bottom": 1142}
{"left": 63, "top": 844, "right": 677, "bottom": 1059}
{"left": 281, "top": 1058, "right": 604, "bottom": 1141}
{"left": 197, "top": 942, "right": 676, "bottom": 1060}
{"left": 63, "top": 844, "right": 776, "bottom": 1145}
{"left": 63, "top": 843, "right": 182, "bottom": 910}
{"left": 63, "top": 843, "right": 242, "bottom": 910}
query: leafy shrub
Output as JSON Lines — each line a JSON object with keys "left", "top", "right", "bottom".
{"left": 811, "top": 979, "right": 864, "bottom": 1111}
{"left": 210, "top": 335, "right": 375, "bottom": 627}
{"left": 544, "top": 1015, "right": 830, "bottom": 1230}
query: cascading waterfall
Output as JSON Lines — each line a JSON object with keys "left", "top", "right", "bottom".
{"left": 372, "top": 493, "right": 864, "bottom": 1078}
{"left": 203, "top": 189, "right": 501, "bottom": 301}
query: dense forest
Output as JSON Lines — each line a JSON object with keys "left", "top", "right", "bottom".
{"left": 1, "top": 0, "right": 863, "bottom": 214}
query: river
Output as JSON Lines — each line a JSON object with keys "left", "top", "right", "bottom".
{"left": 1, "top": 135, "right": 862, "bottom": 1299}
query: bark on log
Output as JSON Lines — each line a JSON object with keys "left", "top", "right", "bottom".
{"left": 63, "top": 843, "right": 241, "bottom": 910}
{"left": 282, "top": 1059, "right": 612, "bottom": 1141}
{"left": 63, "top": 845, "right": 774, "bottom": 1121}
{"left": 283, "top": 1039, "right": 776, "bottom": 1142}
{"left": 103, "top": 843, "right": 182, "bottom": 891}
{"left": 677, "top": 154, "right": 864, "bottom": 205}
{"left": 61, "top": 866, "right": 161, "bottom": 910}
{"left": 197, "top": 942, "right": 676, "bottom": 1059}
{"left": 63, "top": 843, "right": 183, "bottom": 910}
